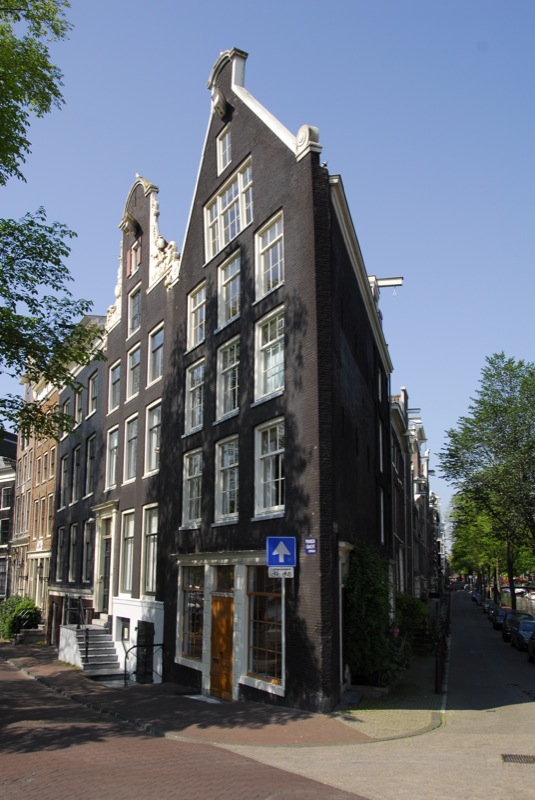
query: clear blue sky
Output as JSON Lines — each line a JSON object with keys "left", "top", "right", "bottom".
{"left": 2, "top": 0, "right": 534, "bottom": 519}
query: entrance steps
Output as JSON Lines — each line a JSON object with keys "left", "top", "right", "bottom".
{"left": 76, "top": 625, "right": 123, "bottom": 682}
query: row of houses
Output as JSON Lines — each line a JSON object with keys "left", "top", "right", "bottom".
{"left": 1, "top": 49, "right": 442, "bottom": 711}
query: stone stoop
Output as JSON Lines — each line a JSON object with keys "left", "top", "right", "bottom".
{"left": 76, "top": 626, "right": 123, "bottom": 682}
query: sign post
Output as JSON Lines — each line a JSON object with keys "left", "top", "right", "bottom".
{"left": 266, "top": 536, "right": 296, "bottom": 578}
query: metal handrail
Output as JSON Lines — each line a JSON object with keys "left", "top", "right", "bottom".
{"left": 123, "top": 642, "right": 163, "bottom": 687}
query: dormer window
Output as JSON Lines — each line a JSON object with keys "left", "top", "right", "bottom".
{"left": 126, "top": 237, "right": 142, "bottom": 277}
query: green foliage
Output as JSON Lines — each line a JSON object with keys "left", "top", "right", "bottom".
{"left": 344, "top": 541, "right": 408, "bottom": 686}
{"left": 0, "top": 1, "right": 71, "bottom": 185}
{"left": 440, "top": 354, "right": 535, "bottom": 551}
{"left": 0, "top": 595, "right": 41, "bottom": 639}
{"left": 395, "top": 593, "right": 433, "bottom": 654}
{"left": 0, "top": 208, "right": 105, "bottom": 438}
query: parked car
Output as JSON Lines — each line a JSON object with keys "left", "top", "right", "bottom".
{"left": 484, "top": 601, "right": 499, "bottom": 618}
{"left": 491, "top": 606, "right": 512, "bottom": 630}
{"left": 510, "top": 619, "right": 535, "bottom": 650}
{"left": 527, "top": 631, "right": 535, "bottom": 663}
{"left": 502, "top": 611, "right": 534, "bottom": 642}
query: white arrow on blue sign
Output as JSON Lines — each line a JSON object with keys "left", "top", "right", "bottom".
{"left": 266, "top": 536, "right": 296, "bottom": 568}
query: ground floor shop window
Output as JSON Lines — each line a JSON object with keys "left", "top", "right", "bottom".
{"left": 182, "top": 565, "right": 204, "bottom": 660}
{"left": 247, "top": 566, "right": 282, "bottom": 683}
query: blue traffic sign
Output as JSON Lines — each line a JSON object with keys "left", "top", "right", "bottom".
{"left": 266, "top": 536, "right": 296, "bottom": 568}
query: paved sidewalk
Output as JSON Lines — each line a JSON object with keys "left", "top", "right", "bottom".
{"left": 0, "top": 641, "right": 442, "bottom": 747}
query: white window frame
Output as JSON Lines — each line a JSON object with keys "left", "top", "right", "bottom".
{"left": 88, "top": 372, "right": 98, "bottom": 416}
{"left": 187, "top": 283, "right": 206, "bottom": 350}
{"left": 255, "top": 212, "right": 284, "bottom": 299}
{"left": 124, "top": 415, "right": 138, "bottom": 483}
{"left": 255, "top": 418, "right": 285, "bottom": 517}
{"left": 218, "top": 251, "right": 240, "bottom": 327}
{"left": 60, "top": 398, "right": 70, "bottom": 439}
{"left": 85, "top": 434, "right": 96, "bottom": 496}
{"left": 216, "top": 337, "right": 239, "bottom": 420}
{"left": 74, "top": 390, "right": 83, "bottom": 425}
{"left": 68, "top": 523, "right": 77, "bottom": 583}
{"left": 128, "top": 283, "right": 142, "bottom": 336}
{"left": 142, "top": 504, "right": 158, "bottom": 596}
{"left": 109, "top": 360, "right": 121, "bottom": 411}
{"left": 255, "top": 306, "right": 285, "bottom": 400}
{"left": 59, "top": 455, "right": 69, "bottom": 509}
{"left": 204, "top": 159, "right": 253, "bottom": 261}
{"left": 182, "top": 449, "right": 203, "bottom": 527}
{"left": 217, "top": 126, "right": 232, "bottom": 174}
{"left": 215, "top": 436, "right": 239, "bottom": 522}
{"left": 120, "top": 511, "right": 135, "bottom": 594}
{"left": 148, "top": 324, "right": 164, "bottom": 385}
{"left": 185, "top": 359, "right": 205, "bottom": 434}
{"left": 145, "top": 401, "right": 161, "bottom": 475}
{"left": 71, "top": 445, "right": 81, "bottom": 503}
{"left": 106, "top": 427, "right": 119, "bottom": 489}
{"left": 82, "top": 520, "right": 94, "bottom": 583}
{"left": 127, "top": 344, "right": 141, "bottom": 399}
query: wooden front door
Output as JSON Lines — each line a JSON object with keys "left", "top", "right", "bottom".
{"left": 210, "top": 595, "right": 234, "bottom": 701}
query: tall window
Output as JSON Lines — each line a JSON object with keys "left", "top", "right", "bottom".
{"left": 0, "top": 519, "right": 9, "bottom": 546}
{"left": 205, "top": 160, "right": 253, "bottom": 260}
{"left": 215, "top": 437, "right": 239, "bottom": 521}
{"left": 217, "top": 127, "right": 232, "bottom": 174}
{"left": 50, "top": 447, "right": 56, "bottom": 478}
{"left": 1, "top": 486, "right": 12, "bottom": 509}
{"left": 36, "top": 458, "right": 42, "bottom": 486}
{"left": 127, "top": 346, "right": 141, "bottom": 399}
{"left": 188, "top": 283, "right": 206, "bottom": 349}
{"left": 148, "top": 325, "right": 164, "bottom": 383}
{"left": 256, "top": 213, "right": 284, "bottom": 298}
{"left": 46, "top": 495, "right": 53, "bottom": 537}
{"left": 71, "top": 446, "right": 81, "bottom": 503}
{"left": 55, "top": 527, "right": 65, "bottom": 581}
{"left": 106, "top": 428, "right": 119, "bottom": 489}
{"left": 256, "top": 419, "right": 285, "bottom": 516}
{"left": 129, "top": 285, "right": 141, "bottom": 335}
{"left": 247, "top": 567, "right": 282, "bottom": 683}
{"left": 143, "top": 506, "right": 158, "bottom": 595}
{"left": 59, "top": 455, "right": 69, "bottom": 508}
{"left": 182, "top": 565, "right": 204, "bottom": 660}
{"left": 145, "top": 403, "right": 161, "bottom": 473}
{"left": 217, "top": 338, "right": 239, "bottom": 418}
{"left": 60, "top": 398, "right": 71, "bottom": 438}
{"left": 74, "top": 390, "right": 83, "bottom": 425}
{"left": 43, "top": 453, "right": 48, "bottom": 482}
{"left": 88, "top": 372, "right": 98, "bottom": 415}
{"left": 85, "top": 435, "right": 96, "bottom": 495}
{"left": 39, "top": 498, "right": 46, "bottom": 539}
{"left": 121, "top": 512, "right": 135, "bottom": 593}
{"left": 68, "top": 524, "right": 77, "bottom": 582}
{"left": 109, "top": 361, "right": 121, "bottom": 411}
{"left": 183, "top": 450, "right": 202, "bottom": 526}
{"left": 124, "top": 416, "right": 138, "bottom": 482}
{"left": 185, "top": 360, "right": 205, "bottom": 433}
{"left": 82, "top": 521, "right": 94, "bottom": 583}
{"left": 218, "top": 253, "right": 240, "bottom": 326}
{"left": 126, "top": 237, "right": 142, "bottom": 277}
{"left": 256, "top": 307, "right": 284, "bottom": 399}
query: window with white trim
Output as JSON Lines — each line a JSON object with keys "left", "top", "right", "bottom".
{"left": 82, "top": 520, "right": 94, "bottom": 583}
{"left": 127, "top": 345, "right": 141, "bottom": 399}
{"left": 1, "top": 486, "right": 12, "bottom": 509}
{"left": 129, "top": 285, "right": 141, "bottom": 335}
{"left": 68, "top": 523, "right": 77, "bottom": 582}
{"left": 247, "top": 566, "right": 282, "bottom": 683}
{"left": 142, "top": 505, "right": 158, "bottom": 595}
{"left": 85, "top": 434, "right": 96, "bottom": 496}
{"left": 39, "top": 497, "right": 45, "bottom": 539}
{"left": 256, "top": 213, "right": 284, "bottom": 298}
{"left": 106, "top": 427, "right": 119, "bottom": 489}
{"left": 109, "top": 361, "right": 121, "bottom": 411}
{"left": 255, "top": 419, "right": 285, "bottom": 516}
{"left": 217, "top": 127, "right": 232, "bottom": 174}
{"left": 181, "top": 565, "right": 204, "bottom": 660}
{"left": 216, "top": 338, "right": 239, "bottom": 419}
{"left": 145, "top": 402, "right": 161, "bottom": 474}
{"left": 255, "top": 307, "right": 284, "bottom": 400}
{"left": 124, "top": 416, "right": 138, "bottom": 482}
{"left": 185, "top": 359, "right": 205, "bottom": 433}
{"left": 74, "top": 390, "right": 83, "bottom": 425}
{"left": 187, "top": 283, "right": 206, "bottom": 349}
{"left": 218, "top": 252, "right": 240, "bottom": 326}
{"left": 71, "top": 445, "right": 81, "bottom": 503}
{"left": 205, "top": 160, "right": 253, "bottom": 261}
{"left": 121, "top": 512, "right": 135, "bottom": 593}
{"left": 59, "top": 455, "right": 69, "bottom": 508}
{"left": 88, "top": 372, "right": 98, "bottom": 415}
{"left": 215, "top": 436, "right": 239, "bottom": 521}
{"left": 60, "top": 398, "right": 70, "bottom": 438}
{"left": 148, "top": 324, "right": 164, "bottom": 384}
{"left": 183, "top": 450, "right": 202, "bottom": 526}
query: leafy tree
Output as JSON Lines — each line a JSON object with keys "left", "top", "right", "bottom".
{"left": 440, "top": 354, "right": 535, "bottom": 605}
{"left": 0, "top": 0, "right": 71, "bottom": 185}
{"left": 0, "top": 1, "right": 105, "bottom": 438}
